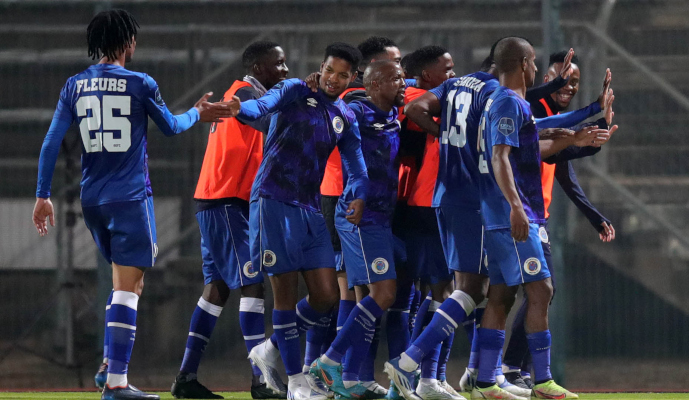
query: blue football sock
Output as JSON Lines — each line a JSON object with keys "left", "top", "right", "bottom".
{"left": 468, "top": 303, "right": 486, "bottom": 370}
{"left": 106, "top": 291, "right": 139, "bottom": 388}
{"left": 325, "top": 296, "right": 383, "bottom": 374}
{"left": 321, "top": 308, "right": 339, "bottom": 355}
{"left": 408, "top": 288, "right": 422, "bottom": 334}
{"left": 411, "top": 294, "right": 432, "bottom": 342}
{"left": 437, "top": 330, "right": 454, "bottom": 381}
{"left": 103, "top": 290, "right": 113, "bottom": 363}
{"left": 337, "top": 300, "right": 356, "bottom": 369}
{"left": 419, "top": 301, "right": 440, "bottom": 379}
{"left": 297, "top": 297, "right": 331, "bottom": 370}
{"left": 404, "top": 290, "right": 475, "bottom": 367}
{"left": 358, "top": 319, "right": 381, "bottom": 382}
{"left": 527, "top": 330, "right": 552, "bottom": 383}
{"left": 476, "top": 328, "right": 505, "bottom": 385}
{"left": 387, "top": 283, "right": 414, "bottom": 359}
{"left": 239, "top": 297, "right": 265, "bottom": 376}
{"left": 181, "top": 297, "right": 222, "bottom": 375}
{"left": 273, "top": 309, "right": 301, "bottom": 376}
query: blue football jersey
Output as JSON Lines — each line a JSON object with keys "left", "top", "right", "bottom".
{"left": 239, "top": 78, "right": 369, "bottom": 212}
{"left": 37, "top": 64, "right": 200, "bottom": 206}
{"left": 337, "top": 98, "right": 400, "bottom": 228}
{"left": 429, "top": 72, "right": 499, "bottom": 208}
{"left": 478, "top": 86, "right": 546, "bottom": 230}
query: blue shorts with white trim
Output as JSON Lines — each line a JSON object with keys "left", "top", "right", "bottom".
{"left": 82, "top": 197, "right": 157, "bottom": 267}
{"left": 436, "top": 205, "right": 488, "bottom": 276}
{"left": 197, "top": 203, "right": 263, "bottom": 289}
{"left": 336, "top": 222, "right": 397, "bottom": 288}
{"left": 484, "top": 223, "right": 551, "bottom": 287}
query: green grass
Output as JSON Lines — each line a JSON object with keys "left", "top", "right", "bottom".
{"left": 2, "top": 393, "right": 689, "bottom": 400}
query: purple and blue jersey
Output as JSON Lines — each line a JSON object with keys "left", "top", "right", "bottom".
{"left": 429, "top": 72, "right": 499, "bottom": 208}
{"left": 238, "top": 78, "right": 368, "bottom": 212}
{"left": 336, "top": 98, "right": 400, "bottom": 228}
{"left": 478, "top": 86, "right": 546, "bottom": 230}
{"left": 36, "top": 64, "right": 200, "bottom": 206}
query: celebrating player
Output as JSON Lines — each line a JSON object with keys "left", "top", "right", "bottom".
{"left": 171, "top": 41, "right": 289, "bottom": 400}
{"left": 32, "top": 9, "right": 233, "bottom": 400}
{"left": 311, "top": 60, "right": 405, "bottom": 399}
{"left": 226, "top": 43, "right": 369, "bottom": 400}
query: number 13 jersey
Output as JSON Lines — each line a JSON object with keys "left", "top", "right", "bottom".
{"left": 428, "top": 71, "right": 498, "bottom": 209}
{"left": 37, "top": 64, "right": 200, "bottom": 206}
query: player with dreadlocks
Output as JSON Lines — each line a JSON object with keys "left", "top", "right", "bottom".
{"left": 33, "top": 9, "right": 233, "bottom": 400}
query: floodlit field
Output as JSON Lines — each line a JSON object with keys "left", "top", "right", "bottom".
{"left": 2, "top": 393, "right": 689, "bottom": 400}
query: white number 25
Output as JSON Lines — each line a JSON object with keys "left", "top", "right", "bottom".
{"left": 76, "top": 95, "right": 131, "bottom": 153}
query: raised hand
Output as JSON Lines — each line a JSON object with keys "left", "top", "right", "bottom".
{"left": 605, "top": 89, "right": 615, "bottom": 126}
{"left": 539, "top": 127, "right": 574, "bottom": 140}
{"left": 304, "top": 72, "right": 320, "bottom": 93}
{"left": 560, "top": 48, "right": 575, "bottom": 80}
{"left": 597, "top": 69, "right": 612, "bottom": 109}
{"left": 32, "top": 197, "right": 55, "bottom": 236}
{"left": 195, "top": 92, "right": 237, "bottom": 123}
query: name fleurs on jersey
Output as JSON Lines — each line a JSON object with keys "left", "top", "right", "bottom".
{"left": 454, "top": 75, "right": 487, "bottom": 92}
{"left": 76, "top": 78, "right": 128, "bottom": 94}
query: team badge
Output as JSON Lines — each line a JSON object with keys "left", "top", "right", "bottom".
{"left": 262, "top": 250, "right": 277, "bottom": 267}
{"left": 523, "top": 257, "right": 541, "bottom": 276}
{"left": 498, "top": 117, "right": 515, "bottom": 136}
{"left": 243, "top": 261, "right": 259, "bottom": 278}
{"left": 371, "top": 258, "right": 389, "bottom": 275}
{"left": 332, "top": 116, "right": 344, "bottom": 134}
{"left": 538, "top": 226, "right": 549, "bottom": 244}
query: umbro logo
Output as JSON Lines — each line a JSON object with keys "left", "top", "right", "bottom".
{"left": 373, "top": 123, "right": 386, "bottom": 130}
{"left": 307, "top": 98, "right": 318, "bottom": 107}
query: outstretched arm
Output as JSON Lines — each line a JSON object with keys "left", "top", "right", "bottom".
{"left": 236, "top": 79, "right": 305, "bottom": 121}
{"left": 404, "top": 91, "right": 442, "bottom": 137}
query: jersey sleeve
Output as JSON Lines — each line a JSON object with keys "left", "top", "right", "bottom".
{"left": 143, "top": 75, "right": 200, "bottom": 136}
{"left": 36, "top": 79, "right": 75, "bottom": 198}
{"left": 525, "top": 75, "right": 569, "bottom": 103}
{"left": 238, "top": 78, "right": 307, "bottom": 121}
{"left": 235, "top": 86, "right": 272, "bottom": 133}
{"left": 490, "top": 96, "right": 523, "bottom": 148}
{"left": 337, "top": 110, "right": 369, "bottom": 201}
{"left": 535, "top": 101, "right": 601, "bottom": 129}
{"left": 404, "top": 79, "right": 417, "bottom": 88}
{"left": 554, "top": 161, "right": 610, "bottom": 230}
{"left": 428, "top": 79, "right": 450, "bottom": 101}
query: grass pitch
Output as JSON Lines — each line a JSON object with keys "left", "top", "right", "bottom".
{"left": 2, "top": 392, "right": 689, "bottom": 400}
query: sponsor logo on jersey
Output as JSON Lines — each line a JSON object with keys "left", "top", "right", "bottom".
{"left": 539, "top": 226, "right": 549, "bottom": 244}
{"left": 307, "top": 98, "right": 318, "bottom": 107}
{"left": 155, "top": 88, "right": 164, "bottom": 105}
{"left": 498, "top": 117, "right": 515, "bottom": 136}
{"left": 263, "top": 250, "right": 277, "bottom": 267}
{"left": 524, "top": 257, "right": 541, "bottom": 276}
{"left": 332, "top": 116, "right": 344, "bottom": 134}
{"left": 371, "top": 257, "right": 389, "bottom": 275}
{"left": 243, "top": 261, "right": 259, "bottom": 278}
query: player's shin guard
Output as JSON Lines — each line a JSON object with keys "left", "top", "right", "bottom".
{"left": 401, "top": 290, "right": 475, "bottom": 370}
{"left": 324, "top": 296, "right": 383, "bottom": 384}
{"left": 106, "top": 291, "right": 139, "bottom": 388}
{"left": 181, "top": 297, "right": 222, "bottom": 375}
{"left": 476, "top": 328, "right": 505, "bottom": 386}
{"left": 240, "top": 297, "right": 265, "bottom": 377}
{"left": 273, "top": 309, "right": 301, "bottom": 376}
{"left": 103, "top": 289, "right": 114, "bottom": 363}
{"left": 387, "top": 284, "right": 414, "bottom": 359}
{"left": 410, "top": 293, "right": 432, "bottom": 342}
{"left": 527, "top": 330, "right": 552, "bottom": 384}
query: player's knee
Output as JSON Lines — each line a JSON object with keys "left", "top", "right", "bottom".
{"left": 309, "top": 289, "right": 338, "bottom": 312}
{"left": 240, "top": 282, "right": 264, "bottom": 299}
{"left": 202, "top": 280, "right": 230, "bottom": 306}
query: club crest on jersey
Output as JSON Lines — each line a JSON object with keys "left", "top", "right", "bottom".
{"left": 524, "top": 257, "right": 541, "bottom": 276}
{"left": 498, "top": 117, "right": 515, "bottom": 136}
{"left": 307, "top": 98, "right": 318, "bottom": 107}
{"left": 538, "top": 226, "right": 549, "bottom": 244}
{"left": 332, "top": 116, "right": 344, "bottom": 134}
{"left": 371, "top": 258, "right": 389, "bottom": 275}
{"left": 262, "top": 250, "right": 276, "bottom": 267}
{"left": 243, "top": 261, "right": 259, "bottom": 278}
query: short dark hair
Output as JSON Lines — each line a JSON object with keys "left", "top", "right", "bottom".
{"left": 549, "top": 50, "right": 579, "bottom": 66}
{"left": 489, "top": 36, "right": 533, "bottom": 61}
{"left": 242, "top": 40, "right": 280, "bottom": 71}
{"left": 493, "top": 36, "right": 534, "bottom": 73}
{"left": 406, "top": 45, "right": 448, "bottom": 77}
{"left": 87, "top": 9, "right": 139, "bottom": 61}
{"left": 358, "top": 36, "right": 397, "bottom": 62}
{"left": 323, "top": 42, "right": 362, "bottom": 74}
{"left": 479, "top": 56, "right": 494, "bottom": 72}
{"left": 400, "top": 53, "right": 412, "bottom": 76}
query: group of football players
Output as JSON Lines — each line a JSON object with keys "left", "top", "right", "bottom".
{"left": 33, "top": 9, "right": 617, "bottom": 400}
